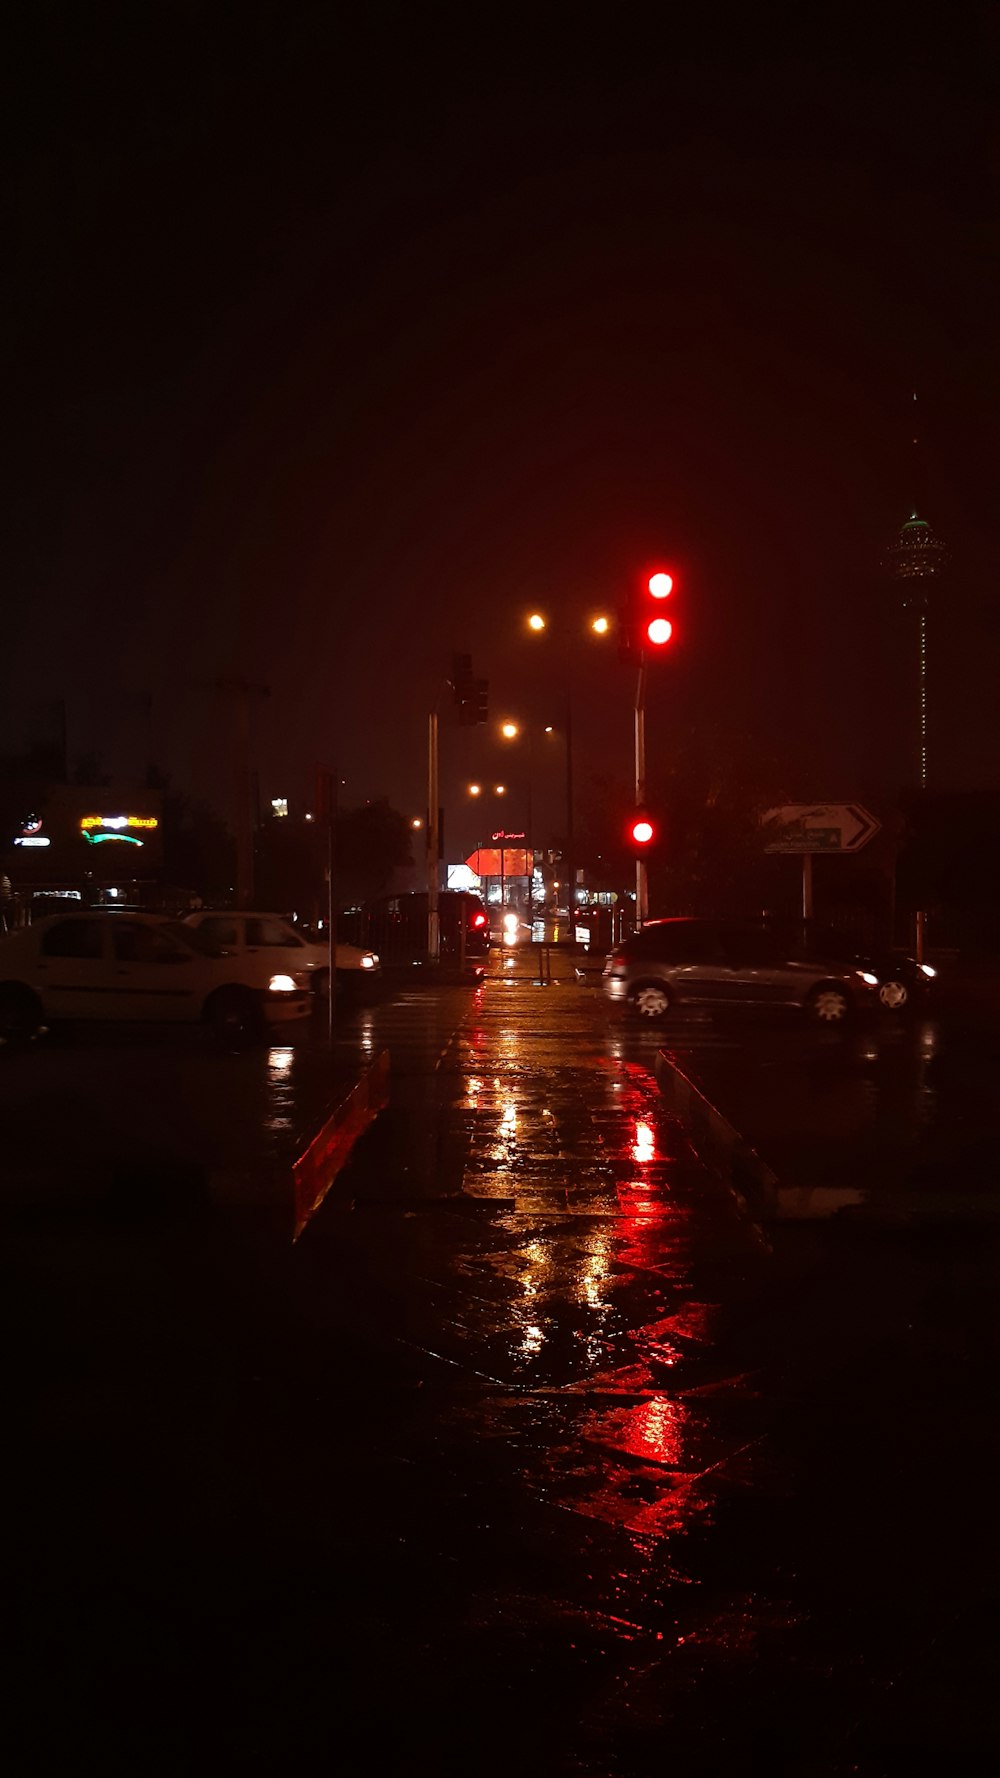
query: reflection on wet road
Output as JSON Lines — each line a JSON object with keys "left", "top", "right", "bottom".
{"left": 299, "top": 947, "right": 786, "bottom": 1765}
{"left": 298, "top": 949, "right": 1000, "bottom": 1770}
{"left": 9, "top": 950, "right": 1000, "bottom": 1772}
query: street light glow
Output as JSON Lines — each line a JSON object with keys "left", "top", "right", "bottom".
{"left": 648, "top": 572, "right": 673, "bottom": 599}
{"left": 591, "top": 615, "right": 610, "bottom": 635}
{"left": 410, "top": 816, "right": 424, "bottom": 829}
{"left": 494, "top": 784, "right": 506, "bottom": 795}
{"left": 500, "top": 720, "right": 519, "bottom": 739}
{"left": 544, "top": 725, "right": 554, "bottom": 733}
{"left": 528, "top": 612, "right": 546, "bottom": 632}
{"left": 468, "top": 783, "right": 482, "bottom": 796}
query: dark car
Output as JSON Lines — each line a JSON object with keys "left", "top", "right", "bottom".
{"left": 603, "top": 917, "right": 879, "bottom": 1024}
{"left": 764, "top": 919, "right": 936, "bottom": 1012}
{"left": 339, "top": 891, "right": 489, "bottom": 964}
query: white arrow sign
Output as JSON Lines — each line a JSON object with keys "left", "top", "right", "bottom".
{"left": 762, "top": 803, "right": 881, "bottom": 855}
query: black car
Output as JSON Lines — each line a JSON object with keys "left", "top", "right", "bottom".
{"left": 764, "top": 919, "right": 936, "bottom": 1012}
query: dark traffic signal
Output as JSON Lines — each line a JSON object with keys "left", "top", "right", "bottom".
{"left": 451, "top": 653, "right": 489, "bottom": 726}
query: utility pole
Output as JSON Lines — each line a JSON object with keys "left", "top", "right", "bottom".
{"left": 427, "top": 710, "right": 440, "bottom": 963}
{"left": 217, "top": 678, "right": 270, "bottom": 905}
{"left": 634, "top": 659, "right": 648, "bottom": 927}
{"left": 564, "top": 693, "right": 575, "bottom": 939}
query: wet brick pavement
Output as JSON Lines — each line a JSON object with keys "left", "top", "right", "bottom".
{"left": 5, "top": 944, "right": 1000, "bottom": 1774}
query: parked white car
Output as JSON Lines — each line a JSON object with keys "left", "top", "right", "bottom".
{"left": 182, "top": 911, "right": 379, "bottom": 997}
{"left": 0, "top": 912, "right": 312, "bottom": 1043}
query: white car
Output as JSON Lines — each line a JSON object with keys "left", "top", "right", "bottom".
{"left": 182, "top": 911, "right": 379, "bottom": 998}
{"left": 0, "top": 912, "right": 312, "bottom": 1043}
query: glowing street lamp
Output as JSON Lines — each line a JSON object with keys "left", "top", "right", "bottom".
{"left": 410, "top": 816, "right": 424, "bottom": 830}
{"left": 591, "top": 615, "right": 610, "bottom": 635}
{"left": 527, "top": 612, "right": 546, "bottom": 632}
{"left": 500, "top": 720, "right": 520, "bottom": 739}
{"left": 468, "top": 783, "right": 482, "bottom": 797}
{"left": 494, "top": 784, "right": 506, "bottom": 796}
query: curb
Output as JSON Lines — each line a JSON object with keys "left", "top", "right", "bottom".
{"left": 655, "top": 1049, "right": 782, "bottom": 1219}
{"left": 292, "top": 1048, "right": 390, "bottom": 1237}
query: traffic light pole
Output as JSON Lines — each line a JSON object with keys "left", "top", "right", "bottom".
{"left": 634, "top": 658, "right": 648, "bottom": 927}
{"left": 427, "top": 710, "right": 440, "bottom": 963}
{"left": 565, "top": 692, "right": 575, "bottom": 940}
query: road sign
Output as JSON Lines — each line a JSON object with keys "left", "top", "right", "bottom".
{"left": 762, "top": 803, "right": 881, "bottom": 855}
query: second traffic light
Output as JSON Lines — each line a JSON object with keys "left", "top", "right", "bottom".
{"left": 451, "top": 653, "right": 489, "bottom": 726}
{"left": 626, "top": 808, "right": 659, "bottom": 854}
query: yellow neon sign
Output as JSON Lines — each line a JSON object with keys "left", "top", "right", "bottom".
{"left": 80, "top": 814, "right": 159, "bottom": 832}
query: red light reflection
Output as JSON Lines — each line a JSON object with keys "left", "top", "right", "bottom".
{"left": 632, "top": 1119, "right": 656, "bottom": 1163}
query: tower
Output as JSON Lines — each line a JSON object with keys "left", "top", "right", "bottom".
{"left": 885, "top": 396, "right": 947, "bottom": 788}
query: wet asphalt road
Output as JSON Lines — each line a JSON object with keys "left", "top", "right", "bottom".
{"left": 5, "top": 945, "right": 1000, "bottom": 1774}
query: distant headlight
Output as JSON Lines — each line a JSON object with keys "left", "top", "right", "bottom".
{"left": 361, "top": 952, "right": 378, "bottom": 969}
{"left": 268, "top": 973, "right": 298, "bottom": 993}
{"left": 919, "top": 963, "right": 937, "bottom": 979}
{"left": 860, "top": 971, "right": 879, "bottom": 987}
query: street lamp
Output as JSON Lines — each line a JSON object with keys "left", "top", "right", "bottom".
{"left": 468, "top": 782, "right": 482, "bottom": 797}
{"left": 500, "top": 720, "right": 519, "bottom": 739}
{"left": 410, "top": 816, "right": 424, "bottom": 830}
{"left": 494, "top": 784, "right": 506, "bottom": 796}
{"left": 524, "top": 611, "right": 613, "bottom": 935}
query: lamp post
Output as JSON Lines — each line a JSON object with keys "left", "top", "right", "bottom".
{"left": 523, "top": 611, "right": 611, "bottom": 938}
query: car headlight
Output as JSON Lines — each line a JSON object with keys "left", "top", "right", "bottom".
{"left": 268, "top": 973, "right": 298, "bottom": 993}
{"left": 919, "top": 963, "right": 937, "bottom": 979}
{"left": 859, "top": 971, "right": 879, "bottom": 987}
{"left": 361, "top": 952, "right": 378, "bottom": 969}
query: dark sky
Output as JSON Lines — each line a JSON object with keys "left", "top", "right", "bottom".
{"left": 3, "top": 3, "right": 998, "bottom": 858}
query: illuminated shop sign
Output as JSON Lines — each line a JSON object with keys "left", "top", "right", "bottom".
{"left": 14, "top": 814, "right": 51, "bottom": 848}
{"left": 79, "top": 814, "right": 159, "bottom": 846}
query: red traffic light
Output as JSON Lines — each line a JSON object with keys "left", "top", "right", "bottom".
{"left": 627, "top": 810, "right": 658, "bottom": 854}
{"left": 646, "top": 616, "right": 673, "bottom": 646}
{"left": 647, "top": 572, "right": 673, "bottom": 599}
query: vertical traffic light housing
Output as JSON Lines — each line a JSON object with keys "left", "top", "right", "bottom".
{"left": 451, "top": 654, "right": 488, "bottom": 725}
{"left": 618, "top": 569, "right": 678, "bottom": 660}
{"left": 642, "top": 569, "right": 674, "bottom": 652}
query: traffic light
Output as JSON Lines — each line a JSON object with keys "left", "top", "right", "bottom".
{"left": 451, "top": 654, "right": 488, "bottom": 725}
{"left": 642, "top": 568, "right": 674, "bottom": 651}
{"left": 626, "top": 808, "right": 658, "bottom": 854}
{"left": 620, "top": 569, "right": 677, "bottom": 659}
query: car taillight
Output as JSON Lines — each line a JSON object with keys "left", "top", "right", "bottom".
{"left": 472, "top": 913, "right": 487, "bottom": 929}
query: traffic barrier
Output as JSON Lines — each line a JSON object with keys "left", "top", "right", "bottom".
{"left": 292, "top": 1048, "right": 390, "bottom": 1237}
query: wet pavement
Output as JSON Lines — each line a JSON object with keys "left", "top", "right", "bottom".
{"left": 5, "top": 945, "right": 1000, "bottom": 1772}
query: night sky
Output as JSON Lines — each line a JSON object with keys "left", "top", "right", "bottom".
{"left": 3, "top": 5, "right": 998, "bottom": 859}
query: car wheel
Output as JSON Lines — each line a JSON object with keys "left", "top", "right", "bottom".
{"left": 878, "top": 978, "right": 908, "bottom": 1010}
{"left": 205, "top": 987, "right": 263, "bottom": 1047}
{"left": 807, "top": 983, "right": 852, "bottom": 1026}
{"left": 630, "top": 982, "right": 672, "bottom": 1020}
{"left": 0, "top": 984, "right": 44, "bottom": 1046}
